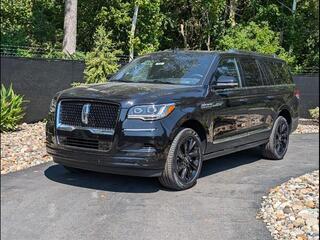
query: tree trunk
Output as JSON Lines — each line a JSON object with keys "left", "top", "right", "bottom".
{"left": 129, "top": 5, "right": 139, "bottom": 62}
{"left": 62, "top": 0, "right": 77, "bottom": 55}
{"left": 229, "top": 0, "right": 237, "bottom": 27}
{"left": 206, "top": 11, "right": 211, "bottom": 51}
{"left": 179, "top": 22, "right": 188, "bottom": 49}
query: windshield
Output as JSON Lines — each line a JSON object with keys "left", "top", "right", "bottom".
{"left": 110, "top": 52, "right": 214, "bottom": 85}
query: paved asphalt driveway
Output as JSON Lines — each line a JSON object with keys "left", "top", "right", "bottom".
{"left": 1, "top": 134, "right": 319, "bottom": 240}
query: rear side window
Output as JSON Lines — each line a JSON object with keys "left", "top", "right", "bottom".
{"left": 264, "top": 60, "right": 293, "bottom": 85}
{"left": 239, "top": 58, "right": 263, "bottom": 87}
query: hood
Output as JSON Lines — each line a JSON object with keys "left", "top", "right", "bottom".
{"left": 58, "top": 82, "right": 205, "bottom": 108}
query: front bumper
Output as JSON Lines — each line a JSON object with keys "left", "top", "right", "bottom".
{"left": 47, "top": 143, "right": 164, "bottom": 177}
{"left": 45, "top": 106, "right": 175, "bottom": 177}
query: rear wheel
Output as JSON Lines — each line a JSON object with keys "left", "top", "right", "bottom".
{"left": 159, "top": 128, "right": 203, "bottom": 190}
{"left": 262, "top": 116, "right": 290, "bottom": 160}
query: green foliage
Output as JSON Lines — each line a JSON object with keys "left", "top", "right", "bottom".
{"left": 0, "top": 84, "right": 26, "bottom": 132}
{"left": 94, "top": 0, "right": 163, "bottom": 55}
{"left": 309, "top": 107, "right": 319, "bottom": 120}
{"left": 0, "top": 0, "right": 33, "bottom": 46}
{"left": 160, "top": 0, "right": 226, "bottom": 50}
{"left": 0, "top": 0, "right": 63, "bottom": 47}
{"left": 43, "top": 44, "right": 85, "bottom": 60}
{"left": 218, "top": 22, "right": 295, "bottom": 65}
{"left": 84, "top": 26, "right": 123, "bottom": 84}
{"left": 0, "top": 0, "right": 318, "bottom": 71}
{"left": 240, "top": 0, "right": 319, "bottom": 70}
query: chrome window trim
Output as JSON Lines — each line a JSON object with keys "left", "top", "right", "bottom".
{"left": 215, "top": 83, "right": 295, "bottom": 92}
{"left": 234, "top": 59, "right": 243, "bottom": 88}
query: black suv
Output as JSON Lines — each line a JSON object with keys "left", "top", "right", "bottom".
{"left": 46, "top": 50, "right": 299, "bottom": 190}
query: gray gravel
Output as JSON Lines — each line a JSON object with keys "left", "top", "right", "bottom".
{"left": 1, "top": 134, "right": 319, "bottom": 240}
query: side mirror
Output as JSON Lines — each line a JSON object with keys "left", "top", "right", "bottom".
{"left": 213, "top": 75, "right": 239, "bottom": 89}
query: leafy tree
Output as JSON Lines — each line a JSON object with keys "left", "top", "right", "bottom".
{"left": 218, "top": 21, "right": 295, "bottom": 65}
{"left": 0, "top": 0, "right": 318, "bottom": 71}
{"left": 1, "top": 0, "right": 33, "bottom": 46}
{"left": 84, "top": 26, "right": 123, "bottom": 84}
{"left": 1, "top": 0, "right": 63, "bottom": 47}
{"left": 94, "top": 0, "right": 163, "bottom": 56}
{"left": 159, "top": 0, "right": 226, "bottom": 50}
{"left": 240, "top": 0, "right": 319, "bottom": 69}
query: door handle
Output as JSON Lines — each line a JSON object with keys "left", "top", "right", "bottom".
{"left": 266, "top": 96, "right": 275, "bottom": 100}
{"left": 239, "top": 98, "right": 248, "bottom": 103}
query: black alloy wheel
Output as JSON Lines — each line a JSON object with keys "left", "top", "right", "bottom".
{"left": 262, "top": 116, "right": 290, "bottom": 160}
{"left": 159, "top": 128, "right": 203, "bottom": 190}
{"left": 176, "top": 136, "right": 201, "bottom": 183}
{"left": 274, "top": 119, "right": 289, "bottom": 156}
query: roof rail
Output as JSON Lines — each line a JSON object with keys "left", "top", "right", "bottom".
{"left": 227, "top": 49, "right": 278, "bottom": 58}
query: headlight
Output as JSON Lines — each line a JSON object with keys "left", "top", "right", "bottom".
{"left": 127, "top": 103, "right": 175, "bottom": 121}
{"left": 49, "top": 97, "right": 58, "bottom": 112}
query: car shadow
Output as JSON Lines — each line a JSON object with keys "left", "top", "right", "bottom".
{"left": 44, "top": 148, "right": 263, "bottom": 193}
{"left": 200, "top": 147, "right": 263, "bottom": 178}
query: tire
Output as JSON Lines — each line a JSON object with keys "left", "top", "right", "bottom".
{"left": 262, "top": 116, "right": 290, "bottom": 160}
{"left": 63, "top": 165, "right": 86, "bottom": 174}
{"left": 158, "top": 128, "right": 203, "bottom": 190}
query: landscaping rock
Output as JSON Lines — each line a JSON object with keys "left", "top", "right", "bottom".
{"left": 257, "top": 170, "right": 319, "bottom": 240}
{"left": 1, "top": 122, "right": 52, "bottom": 174}
{"left": 294, "top": 119, "right": 319, "bottom": 134}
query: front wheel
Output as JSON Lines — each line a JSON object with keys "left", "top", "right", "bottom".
{"left": 159, "top": 128, "right": 203, "bottom": 190}
{"left": 262, "top": 116, "right": 290, "bottom": 160}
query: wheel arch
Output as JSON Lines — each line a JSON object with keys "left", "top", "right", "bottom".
{"left": 278, "top": 106, "right": 292, "bottom": 131}
{"left": 170, "top": 116, "right": 208, "bottom": 153}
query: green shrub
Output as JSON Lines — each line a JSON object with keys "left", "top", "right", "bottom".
{"left": 0, "top": 84, "right": 26, "bottom": 132}
{"left": 309, "top": 107, "right": 319, "bottom": 120}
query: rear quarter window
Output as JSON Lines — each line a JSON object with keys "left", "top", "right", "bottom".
{"left": 239, "top": 58, "right": 263, "bottom": 87}
{"left": 264, "top": 60, "right": 293, "bottom": 85}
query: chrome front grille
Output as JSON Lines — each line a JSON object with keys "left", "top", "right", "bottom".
{"left": 56, "top": 100, "right": 120, "bottom": 135}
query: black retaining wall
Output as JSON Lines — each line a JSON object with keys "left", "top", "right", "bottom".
{"left": 1, "top": 56, "right": 85, "bottom": 122}
{"left": 0, "top": 56, "right": 319, "bottom": 122}
{"left": 293, "top": 74, "right": 319, "bottom": 118}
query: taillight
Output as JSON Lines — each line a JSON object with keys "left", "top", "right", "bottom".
{"left": 294, "top": 88, "right": 300, "bottom": 99}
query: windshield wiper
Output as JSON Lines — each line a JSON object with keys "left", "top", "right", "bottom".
{"left": 109, "top": 79, "right": 134, "bottom": 83}
{"left": 110, "top": 79, "right": 176, "bottom": 85}
{"left": 140, "top": 80, "right": 175, "bottom": 85}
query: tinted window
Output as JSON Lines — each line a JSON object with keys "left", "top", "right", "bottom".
{"left": 264, "top": 60, "right": 293, "bottom": 85}
{"left": 213, "top": 58, "right": 241, "bottom": 85}
{"left": 239, "top": 58, "right": 263, "bottom": 87}
{"left": 111, "top": 53, "right": 214, "bottom": 85}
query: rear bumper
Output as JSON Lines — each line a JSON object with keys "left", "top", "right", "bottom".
{"left": 47, "top": 144, "right": 165, "bottom": 177}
